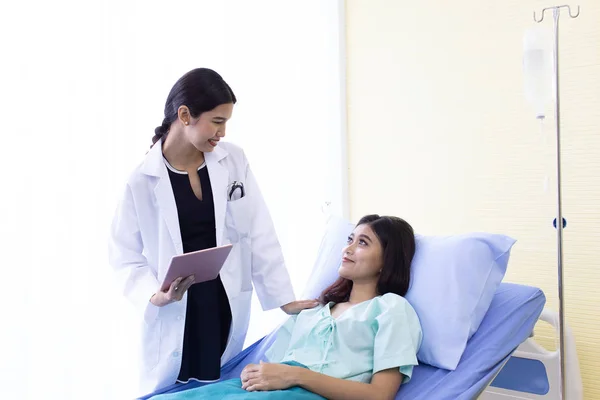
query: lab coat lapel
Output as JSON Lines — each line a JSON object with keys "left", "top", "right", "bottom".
{"left": 141, "top": 140, "right": 183, "bottom": 254}
{"left": 205, "top": 146, "right": 228, "bottom": 246}
{"left": 154, "top": 176, "right": 183, "bottom": 255}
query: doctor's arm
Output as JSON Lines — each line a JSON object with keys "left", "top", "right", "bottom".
{"left": 108, "top": 184, "right": 163, "bottom": 323}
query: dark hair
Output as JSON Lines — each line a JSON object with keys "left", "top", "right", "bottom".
{"left": 319, "top": 215, "right": 416, "bottom": 304}
{"left": 152, "top": 68, "right": 237, "bottom": 146}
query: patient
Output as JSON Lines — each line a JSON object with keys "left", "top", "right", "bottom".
{"left": 152, "top": 214, "right": 422, "bottom": 400}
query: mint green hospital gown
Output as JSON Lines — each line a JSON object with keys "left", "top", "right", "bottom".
{"left": 150, "top": 293, "right": 422, "bottom": 399}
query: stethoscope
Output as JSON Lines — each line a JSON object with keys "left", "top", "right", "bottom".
{"left": 228, "top": 180, "right": 245, "bottom": 200}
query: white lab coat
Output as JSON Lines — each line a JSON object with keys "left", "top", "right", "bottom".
{"left": 108, "top": 139, "right": 296, "bottom": 396}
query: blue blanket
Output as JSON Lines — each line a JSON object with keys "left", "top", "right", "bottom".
{"left": 148, "top": 362, "right": 324, "bottom": 400}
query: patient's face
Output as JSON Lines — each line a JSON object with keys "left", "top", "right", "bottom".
{"left": 339, "top": 224, "right": 383, "bottom": 282}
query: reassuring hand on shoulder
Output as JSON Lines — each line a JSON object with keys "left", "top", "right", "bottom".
{"left": 281, "top": 299, "right": 320, "bottom": 315}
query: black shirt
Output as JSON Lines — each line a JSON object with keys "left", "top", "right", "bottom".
{"left": 166, "top": 160, "right": 232, "bottom": 382}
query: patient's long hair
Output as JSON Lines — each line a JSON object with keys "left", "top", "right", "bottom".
{"left": 319, "top": 215, "right": 415, "bottom": 304}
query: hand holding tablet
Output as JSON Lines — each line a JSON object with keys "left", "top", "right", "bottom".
{"left": 150, "top": 244, "right": 233, "bottom": 307}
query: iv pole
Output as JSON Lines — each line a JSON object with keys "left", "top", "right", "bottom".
{"left": 532, "top": 5, "right": 580, "bottom": 400}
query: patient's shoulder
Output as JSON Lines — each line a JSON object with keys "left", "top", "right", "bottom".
{"left": 375, "top": 294, "right": 423, "bottom": 347}
{"left": 375, "top": 294, "right": 420, "bottom": 325}
{"left": 377, "top": 293, "right": 415, "bottom": 312}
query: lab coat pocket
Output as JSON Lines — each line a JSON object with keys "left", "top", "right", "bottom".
{"left": 225, "top": 195, "right": 252, "bottom": 241}
{"left": 141, "top": 319, "right": 162, "bottom": 371}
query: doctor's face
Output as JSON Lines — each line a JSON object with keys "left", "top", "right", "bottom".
{"left": 338, "top": 224, "right": 384, "bottom": 283}
{"left": 185, "top": 102, "right": 233, "bottom": 153}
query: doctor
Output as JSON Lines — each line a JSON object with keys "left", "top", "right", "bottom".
{"left": 108, "top": 68, "right": 318, "bottom": 396}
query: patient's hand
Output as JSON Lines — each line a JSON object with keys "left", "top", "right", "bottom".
{"left": 281, "top": 299, "right": 319, "bottom": 315}
{"left": 241, "top": 361, "right": 293, "bottom": 392}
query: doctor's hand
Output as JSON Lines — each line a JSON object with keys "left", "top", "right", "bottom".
{"left": 241, "top": 361, "right": 293, "bottom": 392}
{"left": 281, "top": 299, "right": 319, "bottom": 315}
{"left": 150, "top": 275, "right": 195, "bottom": 307}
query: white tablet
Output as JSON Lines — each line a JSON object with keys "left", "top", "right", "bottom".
{"left": 160, "top": 244, "right": 233, "bottom": 292}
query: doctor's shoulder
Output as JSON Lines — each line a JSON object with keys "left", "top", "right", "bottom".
{"left": 123, "top": 162, "right": 151, "bottom": 190}
{"left": 114, "top": 159, "right": 157, "bottom": 205}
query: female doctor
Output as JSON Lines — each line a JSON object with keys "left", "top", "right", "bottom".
{"left": 108, "top": 68, "right": 318, "bottom": 396}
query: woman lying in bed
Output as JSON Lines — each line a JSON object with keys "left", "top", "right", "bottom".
{"left": 153, "top": 214, "right": 422, "bottom": 400}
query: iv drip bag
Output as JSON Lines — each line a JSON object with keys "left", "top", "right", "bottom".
{"left": 523, "top": 26, "right": 554, "bottom": 119}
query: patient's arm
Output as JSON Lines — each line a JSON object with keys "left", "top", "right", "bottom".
{"left": 291, "top": 366, "right": 403, "bottom": 400}
{"left": 242, "top": 362, "right": 402, "bottom": 400}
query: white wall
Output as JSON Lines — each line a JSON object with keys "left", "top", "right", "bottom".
{"left": 0, "top": 1, "right": 345, "bottom": 398}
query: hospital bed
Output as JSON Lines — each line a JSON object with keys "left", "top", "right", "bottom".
{"left": 139, "top": 282, "right": 545, "bottom": 400}
{"left": 481, "top": 307, "right": 583, "bottom": 399}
